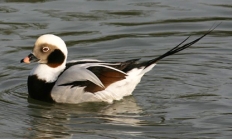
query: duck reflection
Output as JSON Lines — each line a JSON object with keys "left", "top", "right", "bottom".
{"left": 26, "top": 96, "right": 143, "bottom": 138}
{"left": 98, "top": 96, "right": 143, "bottom": 126}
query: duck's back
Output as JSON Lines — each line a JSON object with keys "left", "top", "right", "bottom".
{"left": 50, "top": 59, "right": 153, "bottom": 104}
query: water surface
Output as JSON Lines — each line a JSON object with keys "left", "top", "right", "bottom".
{"left": 0, "top": 0, "right": 232, "bottom": 138}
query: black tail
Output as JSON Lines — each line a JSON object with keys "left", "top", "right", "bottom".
{"left": 144, "top": 23, "right": 220, "bottom": 68}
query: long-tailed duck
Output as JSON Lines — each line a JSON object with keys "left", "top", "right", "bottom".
{"left": 20, "top": 28, "right": 216, "bottom": 104}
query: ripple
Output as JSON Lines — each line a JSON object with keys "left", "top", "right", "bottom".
{"left": 0, "top": 84, "right": 27, "bottom": 105}
{"left": 130, "top": 2, "right": 168, "bottom": 8}
{"left": 0, "top": 6, "right": 18, "bottom": 13}
{"left": 204, "top": 3, "right": 232, "bottom": 9}
{"left": 4, "top": 0, "right": 52, "bottom": 3}
{"left": 104, "top": 17, "right": 232, "bottom": 27}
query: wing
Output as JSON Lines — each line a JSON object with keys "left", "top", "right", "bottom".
{"left": 50, "top": 61, "right": 130, "bottom": 103}
{"left": 65, "top": 58, "right": 140, "bottom": 71}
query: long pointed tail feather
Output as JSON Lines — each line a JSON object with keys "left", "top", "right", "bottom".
{"left": 144, "top": 23, "right": 220, "bottom": 68}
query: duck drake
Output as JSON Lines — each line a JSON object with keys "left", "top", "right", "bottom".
{"left": 20, "top": 28, "right": 215, "bottom": 104}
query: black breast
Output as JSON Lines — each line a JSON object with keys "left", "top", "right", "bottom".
{"left": 27, "top": 75, "right": 55, "bottom": 102}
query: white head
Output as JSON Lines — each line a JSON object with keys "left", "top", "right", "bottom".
{"left": 21, "top": 34, "right": 69, "bottom": 82}
{"left": 21, "top": 34, "right": 68, "bottom": 68}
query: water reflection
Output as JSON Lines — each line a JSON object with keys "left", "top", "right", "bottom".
{"left": 26, "top": 96, "right": 144, "bottom": 138}
{"left": 99, "top": 96, "right": 143, "bottom": 126}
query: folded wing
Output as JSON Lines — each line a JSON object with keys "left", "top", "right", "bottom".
{"left": 50, "top": 61, "right": 129, "bottom": 103}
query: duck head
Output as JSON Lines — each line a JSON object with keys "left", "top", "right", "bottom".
{"left": 21, "top": 34, "right": 68, "bottom": 68}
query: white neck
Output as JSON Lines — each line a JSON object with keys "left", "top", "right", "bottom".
{"left": 30, "top": 63, "right": 66, "bottom": 82}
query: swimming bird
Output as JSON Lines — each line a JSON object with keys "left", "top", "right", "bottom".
{"left": 20, "top": 28, "right": 215, "bottom": 104}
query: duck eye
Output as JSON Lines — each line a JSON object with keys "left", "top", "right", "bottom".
{"left": 42, "top": 47, "right": 49, "bottom": 52}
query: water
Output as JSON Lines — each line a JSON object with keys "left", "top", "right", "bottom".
{"left": 0, "top": 0, "right": 232, "bottom": 138}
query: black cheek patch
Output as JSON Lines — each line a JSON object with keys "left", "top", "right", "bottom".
{"left": 47, "top": 49, "right": 65, "bottom": 68}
